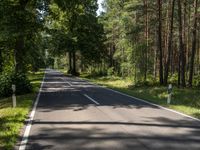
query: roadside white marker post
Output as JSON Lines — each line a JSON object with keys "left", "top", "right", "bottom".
{"left": 167, "top": 84, "right": 172, "bottom": 105}
{"left": 12, "top": 84, "right": 16, "bottom": 108}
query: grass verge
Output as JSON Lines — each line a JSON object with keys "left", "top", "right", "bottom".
{"left": 0, "top": 70, "right": 44, "bottom": 150}
{"left": 81, "top": 75, "right": 200, "bottom": 119}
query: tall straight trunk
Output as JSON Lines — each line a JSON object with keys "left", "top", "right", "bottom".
{"left": 164, "top": 0, "right": 175, "bottom": 85}
{"left": 14, "top": 36, "right": 25, "bottom": 73}
{"left": 154, "top": 30, "right": 158, "bottom": 79}
{"left": 157, "top": 0, "right": 164, "bottom": 85}
{"left": 143, "top": 0, "right": 149, "bottom": 82}
{"left": 188, "top": 0, "right": 198, "bottom": 86}
{"left": 0, "top": 48, "right": 2, "bottom": 73}
{"left": 177, "top": 0, "right": 186, "bottom": 87}
{"left": 183, "top": 0, "right": 188, "bottom": 79}
{"left": 14, "top": 0, "right": 29, "bottom": 73}
{"left": 68, "top": 52, "right": 72, "bottom": 73}
{"left": 164, "top": 0, "right": 170, "bottom": 65}
{"left": 72, "top": 51, "right": 76, "bottom": 75}
{"left": 186, "top": 3, "right": 191, "bottom": 76}
{"left": 198, "top": 31, "right": 200, "bottom": 75}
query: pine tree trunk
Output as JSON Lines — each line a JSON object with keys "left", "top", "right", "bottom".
{"left": 164, "top": 0, "right": 175, "bottom": 85}
{"left": 186, "top": 3, "right": 191, "bottom": 78}
{"left": 68, "top": 52, "right": 72, "bottom": 73}
{"left": 188, "top": 0, "right": 198, "bottom": 86}
{"left": 197, "top": 32, "right": 200, "bottom": 75}
{"left": 157, "top": 0, "right": 164, "bottom": 85}
{"left": 143, "top": 0, "right": 149, "bottom": 82}
{"left": 0, "top": 48, "right": 2, "bottom": 73}
{"left": 72, "top": 51, "right": 76, "bottom": 75}
{"left": 177, "top": 0, "right": 186, "bottom": 87}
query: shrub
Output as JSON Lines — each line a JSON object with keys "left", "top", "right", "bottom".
{"left": 169, "top": 74, "right": 178, "bottom": 84}
{"left": 107, "top": 67, "right": 114, "bottom": 76}
{"left": 194, "top": 76, "right": 200, "bottom": 87}
{"left": 0, "top": 71, "right": 32, "bottom": 98}
{"left": 0, "top": 71, "right": 12, "bottom": 97}
{"left": 12, "top": 72, "right": 32, "bottom": 95}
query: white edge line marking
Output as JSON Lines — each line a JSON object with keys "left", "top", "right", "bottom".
{"left": 42, "top": 87, "right": 72, "bottom": 90}
{"left": 77, "top": 77, "right": 200, "bottom": 122}
{"left": 66, "top": 81, "right": 72, "bottom": 87}
{"left": 84, "top": 94, "right": 100, "bottom": 105}
{"left": 19, "top": 70, "right": 46, "bottom": 150}
{"left": 60, "top": 77, "right": 72, "bottom": 87}
{"left": 105, "top": 88, "right": 200, "bottom": 122}
{"left": 58, "top": 70, "right": 200, "bottom": 122}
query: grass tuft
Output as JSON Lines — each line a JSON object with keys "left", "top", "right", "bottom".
{"left": 0, "top": 70, "right": 44, "bottom": 150}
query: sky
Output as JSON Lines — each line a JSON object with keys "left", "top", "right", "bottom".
{"left": 97, "top": 0, "right": 104, "bottom": 15}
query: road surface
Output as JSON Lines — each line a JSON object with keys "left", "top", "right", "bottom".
{"left": 19, "top": 69, "right": 200, "bottom": 150}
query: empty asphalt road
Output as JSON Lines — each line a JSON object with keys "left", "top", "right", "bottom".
{"left": 18, "top": 69, "right": 200, "bottom": 150}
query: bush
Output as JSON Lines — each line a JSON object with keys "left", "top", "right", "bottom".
{"left": 0, "top": 71, "right": 32, "bottom": 98}
{"left": 107, "top": 67, "right": 114, "bottom": 76}
{"left": 12, "top": 73, "right": 32, "bottom": 95}
{"left": 169, "top": 73, "right": 180, "bottom": 85}
{"left": 194, "top": 76, "right": 200, "bottom": 87}
{"left": 0, "top": 72, "right": 12, "bottom": 97}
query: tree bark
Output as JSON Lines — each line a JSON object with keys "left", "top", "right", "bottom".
{"left": 14, "top": 0, "right": 30, "bottom": 73}
{"left": 143, "top": 0, "right": 149, "bottom": 82}
{"left": 177, "top": 0, "right": 186, "bottom": 87}
{"left": 14, "top": 36, "right": 25, "bottom": 73}
{"left": 72, "top": 51, "right": 76, "bottom": 75}
{"left": 0, "top": 48, "right": 2, "bottom": 73}
{"left": 157, "top": 0, "right": 164, "bottom": 85}
{"left": 68, "top": 52, "right": 72, "bottom": 73}
{"left": 164, "top": 0, "right": 175, "bottom": 85}
{"left": 188, "top": 0, "right": 198, "bottom": 86}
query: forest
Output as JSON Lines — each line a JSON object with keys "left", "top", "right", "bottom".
{"left": 0, "top": 0, "right": 200, "bottom": 149}
{"left": 98, "top": 0, "right": 200, "bottom": 88}
{"left": 0, "top": 0, "right": 200, "bottom": 96}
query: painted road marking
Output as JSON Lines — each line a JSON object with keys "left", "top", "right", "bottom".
{"left": 44, "top": 82, "right": 67, "bottom": 84}
{"left": 76, "top": 77, "right": 200, "bottom": 122}
{"left": 84, "top": 94, "right": 100, "bottom": 105}
{"left": 19, "top": 70, "right": 46, "bottom": 150}
{"left": 60, "top": 77, "right": 72, "bottom": 86}
{"left": 42, "top": 87, "right": 72, "bottom": 90}
{"left": 105, "top": 88, "right": 200, "bottom": 122}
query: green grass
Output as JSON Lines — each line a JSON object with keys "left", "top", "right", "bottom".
{"left": 0, "top": 70, "right": 44, "bottom": 150}
{"left": 81, "top": 75, "right": 200, "bottom": 119}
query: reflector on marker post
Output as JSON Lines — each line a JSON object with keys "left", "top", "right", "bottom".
{"left": 12, "top": 84, "right": 16, "bottom": 108}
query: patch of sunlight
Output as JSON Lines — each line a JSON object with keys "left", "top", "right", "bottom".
{"left": 138, "top": 89, "right": 144, "bottom": 93}
{"left": 158, "top": 92, "right": 167, "bottom": 99}
{"left": 170, "top": 105, "right": 200, "bottom": 116}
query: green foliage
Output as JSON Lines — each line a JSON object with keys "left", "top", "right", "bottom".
{"left": 107, "top": 67, "right": 114, "bottom": 76}
{"left": 0, "top": 71, "right": 32, "bottom": 98}
{"left": 194, "top": 76, "right": 200, "bottom": 87}
{"left": 0, "top": 70, "right": 44, "bottom": 150}
{"left": 0, "top": 0, "right": 47, "bottom": 74}
{"left": 46, "top": 0, "right": 106, "bottom": 71}
{"left": 0, "top": 72, "right": 12, "bottom": 97}
{"left": 12, "top": 73, "right": 32, "bottom": 95}
{"left": 169, "top": 74, "right": 178, "bottom": 85}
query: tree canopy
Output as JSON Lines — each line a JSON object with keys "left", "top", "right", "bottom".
{"left": 0, "top": 0, "right": 200, "bottom": 91}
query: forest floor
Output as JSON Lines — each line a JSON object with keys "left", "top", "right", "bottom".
{"left": 0, "top": 70, "right": 44, "bottom": 150}
{"left": 81, "top": 75, "right": 200, "bottom": 120}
